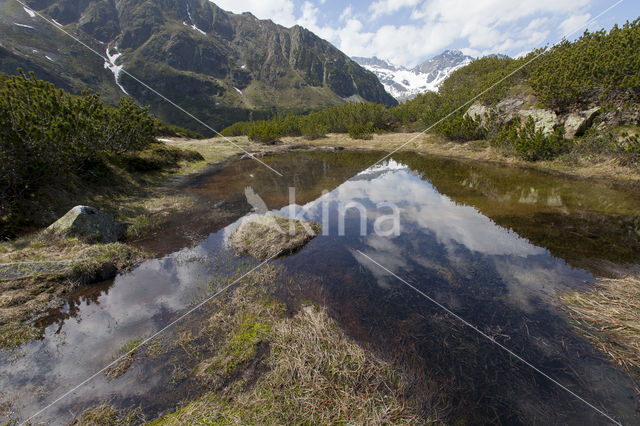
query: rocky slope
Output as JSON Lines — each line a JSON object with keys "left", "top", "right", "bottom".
{"left": 0, "top": 0, "right": 396, "bottom": 133}
{"left": 353, "top": 50, "right": 473, "bottom": 101}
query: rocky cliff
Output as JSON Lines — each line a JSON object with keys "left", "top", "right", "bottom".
{"left": 0, "top": 0, "right": 396, "bottom": 132}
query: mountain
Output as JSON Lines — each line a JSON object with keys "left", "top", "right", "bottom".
{"left": 0, "top": 0, "right": 396, "bottom": 133}
{"left": 353, "top": 50, "right": 474, "bottom": 101}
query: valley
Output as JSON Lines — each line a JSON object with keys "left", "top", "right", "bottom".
{"left": 1, "top": 1, "right": 639, "bottom": 424}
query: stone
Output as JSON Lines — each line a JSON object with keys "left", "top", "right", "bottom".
{"left": 564, "top": 107, "right": 600, "bottom": 139}
{"left": 517, "top": 109, "right": 560, "bottom": 135}
{"left": 465, "top": 102, "right": 493, "bottom": 125}
{"left": 230, "top": 215, "right": 321, "bottom": 261}
{"left": 46, "top": 206, "right": 126, "bottom": 243}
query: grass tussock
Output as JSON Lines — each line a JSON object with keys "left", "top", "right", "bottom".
{"left": 562, "top": 274, "right": 640, "bottom": 384}
{"left": 72, "top": 404, "right": 143, "bottom": 425}
{"left": 231, "top": 215, "right": 321, "bottom": 261}
{"left": 152, "top": 265, "right": 429, "bottom": 424}
{"left": 0, "top": 240, "right": 146, "bottom": 350}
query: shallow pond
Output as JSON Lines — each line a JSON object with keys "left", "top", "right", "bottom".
{"left": 1, "top": 151, "right": 639, "bottom": 425}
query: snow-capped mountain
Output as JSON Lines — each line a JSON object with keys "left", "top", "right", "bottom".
{"left": 353, "top": 50, "right": 474, "bottom": 101}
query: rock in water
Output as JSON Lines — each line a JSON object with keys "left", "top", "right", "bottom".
{"left": 46, "top": 206, "right": 126, "bottom": 243}
{"left": 231, "top": 215, "right": 321, "bottom": 261}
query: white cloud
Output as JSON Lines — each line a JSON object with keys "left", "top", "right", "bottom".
{"left": 368, "top": 0, "right": 421, "bottom": 19}
{"left": 210, "top": 0, "right": 595, "bottom": 67}
{"left": 559, "top": 13, "right": 593, "bottom": 37}
{"left": 212, "top": 0, "right": 297, "bottom": 27}
{"left": 339, "top": 5, "right": 353, "bottom": 21}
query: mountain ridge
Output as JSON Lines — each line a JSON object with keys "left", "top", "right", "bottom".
{"left": 0, "top": 0, "right": 397, "bottom": 133}
{"left": 353, "top": 50, "right": 475, "bottom": 101}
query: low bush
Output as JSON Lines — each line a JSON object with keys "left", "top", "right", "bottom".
{"left": 348, "top": 122, "right": 374, "bottom": 140}
{"left": 494, "top": 117, "right": 569, "bottom": 161}
{"left": 220, "top": 121, "right": 252, "bottom": 137}
{"left": 619, "top": 132, "right": 640, "bottom": 165}
{"left": 0, "top": 71, "right": 192, "bottom": 235}
{"left": 434, "top": 114, "right": 486, "bottom": 142}
{"left": 301, "top": 121, "right": 329, "bottom": 140}
{"left": 248, "top": 121, "right": 282, "bottom": 144}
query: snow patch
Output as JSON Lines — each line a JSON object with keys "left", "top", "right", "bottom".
{"left": 360, "top": 61, "right": 471, "bottom": 100}
{"left": 52, "top": 19, "right": 63, "bottom": 27}
{"left": 191, "top": 24, "right": 206, "bottom": 35}
{"left": 14, "top": 22, "right": 35, "bottom": 29}
{"left": 353, "top": 52, "right": 474, "bottom": 101}
{"left": 185, "top": 1, "right": 194, "bottom": 24}
{"left": 241, "top": 64, "right": 247, "bottom": 69}
{"left": 157, "top": 138, "right": 173, "bottom": 143}
{"left": 45, "top": 56, "right": 54, "bottom": 62}
{"left": 233, "top": 87, "right": 243, "bottom": 95}
{"left": 23, "top": 6, "right": 36, "bottom": 18}
{"left": 182, "top": 20, "right": 205, "bottom": 35}
{"left": 103, "top": 47, "right": 129, "bottom": 95}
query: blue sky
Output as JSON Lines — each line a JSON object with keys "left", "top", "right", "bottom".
{"left": 210, "top": 0, "right": 639, "bottom": 67}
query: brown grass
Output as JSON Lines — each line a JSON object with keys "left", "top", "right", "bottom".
{"left": 151, "top": 265, "right": 433, "bottom": 425}
{"left": 0, "top": 242, "right": 146, "bottom": 350}
{"left": 561, "top": 274, "right": 640, "bottom": 387}
{"left": 230, "top": 215, "right": 321, "bottom": 260}
{"left": 73, "top": 404, "right": 143, "bottom": 425}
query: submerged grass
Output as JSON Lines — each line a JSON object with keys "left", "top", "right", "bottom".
{"left": 562, "top": 274, "right": 640, "bottom": 387}
{"left": 147, "top": 265, "right": 431, "bottom": 424}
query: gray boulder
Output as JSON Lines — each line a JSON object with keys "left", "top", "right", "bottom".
{"left": 465, "top": 102, "right": 492, "bottom": 125}
{"left": 564, "top": 107, "right": 600, "bottom": 139}
{"left": 46, "top": 206, "right": 126, "bottom": 243}
{"left": 517, "top": 109, "right": 560, "bottom": 135}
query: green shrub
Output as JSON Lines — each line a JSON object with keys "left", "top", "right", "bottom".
{"left": 495, "top": 117, "right": 569, "bottom": 161}
{"left": 220, "top": 121, "right": 252, "bottom": 137}
{"left": 619, "top": 132, "right": 640, "bottom": 165}
{"left": 434, "top": 114, "right": 486, "bottom": 142}
{"left": 348, "top": 122, "right": 374, "bottom": 140}
{"left": 248, "top": 121, "right": 282, "bottom": 144}
{"left": 529, "top": 19, "right": 640, "bottom": 109}
{"left": 0, "top": 71, "right": 157, "bottom": 233}
{"left": 104, "top": 97, "right": 157, "bottom": 154}
{"left": 301, "top": 120, "right": 329, "bottom": 140}
{"left": 278, "top": 114, "right": 302, "bottom": 137}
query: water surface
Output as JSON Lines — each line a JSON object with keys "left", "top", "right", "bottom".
{"left": 1, "top": 151, "right": 639, "bottom": 425}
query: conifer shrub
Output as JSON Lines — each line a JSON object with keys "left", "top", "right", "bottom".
{"left": 0, "top": 71, "right": 158, "bottom": 232}
{"left": 494, "top": 117, "right": 569, "bottom": 161}
{"left": 301, "top": 120, "right": 329, "bottom": 140}
{"left": 434, "top": 114, "right": 486, "bottom": 142}
{"left": 348, "top": 122, "right": 374, "bottom": 140}
{"left": 247, "top": 121, "right": 282, "bottom": 144}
